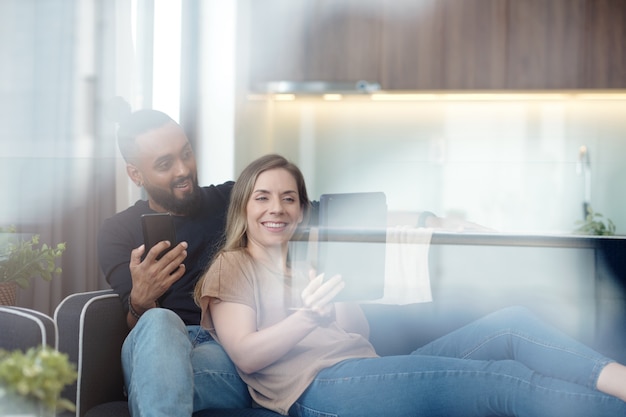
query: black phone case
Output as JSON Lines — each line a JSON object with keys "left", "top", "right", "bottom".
{"left": 141, "top": 213, "right": 177, "bottom": 260}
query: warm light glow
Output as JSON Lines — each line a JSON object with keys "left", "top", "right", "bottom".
{"left": 323, "top": 94, "right": 343, "bottom": 101}
{"left": 371, "top": 93, "right": 439, "bottom": 101}
{"left": 251, "top": 91, "right": 626, "bottom": 102}
{"left": 576, "top": 94, "right": 626, "bottom": 101}
{"left": 247, "top": 94, "right": 268, "bottom": 101}
{"left": 443, "top": 93, "right": 569, "bottom": 101}
{"left": 274, "top": 94, "right": 296, "bottom": 101}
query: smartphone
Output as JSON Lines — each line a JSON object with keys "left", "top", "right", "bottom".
{"left": 141, "top": 213, "right": 177, "bottom": 260}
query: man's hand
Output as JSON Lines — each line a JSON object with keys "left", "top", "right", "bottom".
{"left": 128, "top": 241, "right": 187, "bottom": 314}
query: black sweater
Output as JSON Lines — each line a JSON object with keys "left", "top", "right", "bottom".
{"left": 97, "top": 182, "right": 234, "bottom": 326}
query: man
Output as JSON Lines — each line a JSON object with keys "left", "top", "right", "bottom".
{"left": 97, "top": 109, "right": 251, "bottom": 417}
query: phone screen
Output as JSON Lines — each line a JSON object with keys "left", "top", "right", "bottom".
{"left": 141, "top": 213, "right": 177, "bottom": 260}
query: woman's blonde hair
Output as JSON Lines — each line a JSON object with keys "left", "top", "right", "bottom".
{"left": 194, "top": 154, "right": 311, "bottom": 305}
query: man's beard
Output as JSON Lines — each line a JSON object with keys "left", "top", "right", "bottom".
{"left": 144, "top": 177, "right": 202, "bottom": 216}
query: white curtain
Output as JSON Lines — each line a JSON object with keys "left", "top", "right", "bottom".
{"left": 0, "top": 0, "right": 129, "bottom": 315}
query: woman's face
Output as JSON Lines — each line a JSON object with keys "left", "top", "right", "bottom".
{"left": 246, "top": 168, "right": 304, "bottom": 250}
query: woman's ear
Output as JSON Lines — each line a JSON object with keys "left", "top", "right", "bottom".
{"left": 126, "top": 163, "right": 143, "bottom": 187}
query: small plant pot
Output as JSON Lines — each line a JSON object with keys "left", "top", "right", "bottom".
{"left": 0, "top": 389, "right": 53, "bottom": 417}
{"left": 0, "top": 282, "right": 17, "bottom": 306}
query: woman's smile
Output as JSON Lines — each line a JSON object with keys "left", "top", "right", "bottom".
{"left": 261, "top": 221, "right": 289, "bottom": 232}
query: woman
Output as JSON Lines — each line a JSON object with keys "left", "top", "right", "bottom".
{"left": 195, "top": 154, "right": 626, "bottom": 417}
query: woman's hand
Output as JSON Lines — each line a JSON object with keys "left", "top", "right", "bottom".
{"left": 301, "top": 270, "right": 370, "bottom": 337}
{"left": 300, "top": 270, "right": 345, "bottom": 322}
{"left": 210, "top": 272, "right": 344, "bottom": 374}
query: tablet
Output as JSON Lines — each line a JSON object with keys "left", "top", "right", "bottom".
{"left": 317, "top": 192, "right": 387, "bottom": 301}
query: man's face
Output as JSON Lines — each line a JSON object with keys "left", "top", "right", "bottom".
{"left": 127, "top": 122, "right": 201, "bottom": 215}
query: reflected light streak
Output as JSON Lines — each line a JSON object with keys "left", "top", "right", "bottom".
{"left": 152, "top": 0, "right": 181, "bottom": 121}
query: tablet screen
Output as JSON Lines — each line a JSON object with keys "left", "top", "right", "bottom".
{"left": 317, "top": 192, "right": 387, "bottom": 301}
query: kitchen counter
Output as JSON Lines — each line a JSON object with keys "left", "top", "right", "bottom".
{"left": 299, "top": 227, "right": 625, "bottom": 248}
{"left": 431, "top": 231, "right": 625, "bottom": 248}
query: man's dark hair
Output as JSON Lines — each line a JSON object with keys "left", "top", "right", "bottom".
{"left": 116, "top": 109, "right": 175, "bottom": 162}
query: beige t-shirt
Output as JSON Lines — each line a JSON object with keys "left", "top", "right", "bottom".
{"left": 199, "top": 250, "right": 378, "bottom": 415}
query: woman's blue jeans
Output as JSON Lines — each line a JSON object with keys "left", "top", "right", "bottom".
{"left": 121, "top": 308, "right": 251, "bottom": 417}
{"left": 290, "top": 306, "right": 626, "bottom": 417}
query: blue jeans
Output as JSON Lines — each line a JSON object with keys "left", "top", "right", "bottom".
{"left": 121, "top": 308, "right": 251, "bottom": 417}
{"left": 290, "top": 306, "right": 626, "bottom": 417}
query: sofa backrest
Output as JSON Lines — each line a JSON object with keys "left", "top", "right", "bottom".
{"left": 55, "top": 290, "right": 128, "bottom": 417}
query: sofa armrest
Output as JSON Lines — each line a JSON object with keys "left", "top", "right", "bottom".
{"left": 54, "top": 290, "right": 129, "bottom": 417}
{"left": 0, "top": 306, "right": 56, "bottom": 351}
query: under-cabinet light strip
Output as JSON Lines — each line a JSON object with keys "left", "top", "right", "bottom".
{"left": 248, "top": 91, "right": 626, "bottom": 102}
{"left": 323, "top": 94, "right": 343, "bottom": 101}
{"left": 273, "top": 94, "right": 296, "bottom": 101}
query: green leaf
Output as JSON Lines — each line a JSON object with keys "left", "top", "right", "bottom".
{"left": 0, "top": 346, "right": 77, "bottom": 412}
{"left": 573, "top": 206, "right": 617, "bottom": 236}
{"left": 0, "top": 227, "right": 66, "bottom": 287}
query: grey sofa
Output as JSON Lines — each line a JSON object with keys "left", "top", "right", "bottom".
{"left": 51, "top": 288, "right": 478, "bottom": 417}
{"left": 0, "top": 306, "right": 60, "bottom": 417}
{"left": 0, "top": 289, "right": 475, "bottom": 417}
{"left": 7, "top": 283, "right": 563, "bottom": 417}
{"left": 53, "top": 289, "right": 284, "bottom": 417}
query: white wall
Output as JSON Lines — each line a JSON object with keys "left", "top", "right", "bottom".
{"left": 236, "top": 96, "right": 626, "bottom": 234}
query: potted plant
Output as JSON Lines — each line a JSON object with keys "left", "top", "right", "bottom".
{"left": 574, "top": 206, "right": 616, "bottom": 236}
{"left": 0, "top": 226, "right": 66, "bottom": 305}
{"left": 0, "top": 345, "right": 77, "bottom": 416}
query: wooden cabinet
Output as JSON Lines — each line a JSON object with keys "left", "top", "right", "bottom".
{"left": 440, "top": 0, "right": 509, "bottom": 89}
{"left": 305, "top": 0, "right": 383, "bottom": 82}
{"left": 505, "top": 0, "right": 585, "bottom": 89}
{"left": 581, "top": 0, "right": 626, "bottom": 88}
{"left": 246, "top": 0, "right": 311, "bottom": 85}
{"left": 380, "top": 0, "right": 509, "bottom": 89}
{"left": 245, "top": 0, "right": 626, "bottom": 90}
{"left": 247, "top": 0, "right": 383, "bottom": 86}
{"left": 379, "top": 0, "right": 446, "bottom": 89}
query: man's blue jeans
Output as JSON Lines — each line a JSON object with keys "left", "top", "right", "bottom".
{"left": 290, "top": 306, "right": 626, "bottom": 417}
{"left": 121, "top": 308, "right": 250, "bottom": 417}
